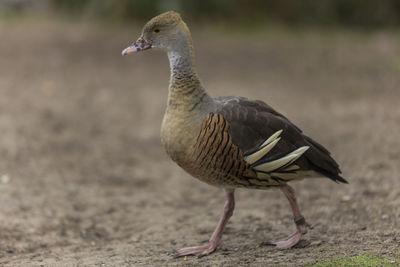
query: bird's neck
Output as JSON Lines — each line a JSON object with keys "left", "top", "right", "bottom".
{"left": 161, "top": 29, "right": 213, "bottom": 163}
{"left": 166, "top": 33, "right": 209, "bottom": 110}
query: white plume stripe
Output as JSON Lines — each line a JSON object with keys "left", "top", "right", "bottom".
{"left": 244, "top": 130, "right": 283, "bottom": 165}
{"left": 253, "top": 146, "right": 310, "bottom": 173}
{"left": 254, "top": 154, "right": 298, "bottom": 173}
{"left": 284, "top": 164, "right": 300, "bottom": 171}
{"left": 244, "top": 137, "right": 281, "bottom": 164}
{"left": 260, "top": 130, "right": 283, "bottom": 148}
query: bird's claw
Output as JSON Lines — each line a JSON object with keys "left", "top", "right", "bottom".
{"left": 261, "top": 221, "right": 311, "bottom": 249}
{"left": 173, "top": 240, "right": 223, "bottom": 258}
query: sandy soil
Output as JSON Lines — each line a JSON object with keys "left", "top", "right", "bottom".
{"left": 0, "top": 19, "right": 399, "bottom": 266}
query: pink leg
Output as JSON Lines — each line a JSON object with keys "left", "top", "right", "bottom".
{"left": 263, "top": 185, "right": 311, "bottom": 249}
{"left": 174, "top": 190, "right": 235, "bottom": 258}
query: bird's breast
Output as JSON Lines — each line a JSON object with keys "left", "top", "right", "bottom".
{"left": 160, "top": 108, "right": 202, "bottom": 164}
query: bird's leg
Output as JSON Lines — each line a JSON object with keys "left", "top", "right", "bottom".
{"left": 174, "top": 189, "right": 235, "bottom": 258}
{"left": 264, "top": 184, "right": 311, "bottom": 249}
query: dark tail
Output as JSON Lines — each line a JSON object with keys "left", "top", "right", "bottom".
{"left": 318, "top": 170, "right": 349, "bottom": 184}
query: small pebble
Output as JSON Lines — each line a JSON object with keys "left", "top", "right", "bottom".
{"left": 341, "top": 195, "right": 350, "bottom": 202}
{"left": 1, "top": 174, "right": 10, "bottom": 184}
{"left": 45, "top": 209, "right": 53, "bottom": 217}
{"left": 310, "top": 240, "right": 322, "bottom": 246}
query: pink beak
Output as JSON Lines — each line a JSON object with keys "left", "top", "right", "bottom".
{"left": 122, "top": 35, "right": 152, "bottom": 55}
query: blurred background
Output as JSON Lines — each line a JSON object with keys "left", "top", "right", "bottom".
{"left": 2, "top": 0, "right": 400, "bottom": 28}
{"left": 0, "top": 1, "right": 399, "bottom": 266}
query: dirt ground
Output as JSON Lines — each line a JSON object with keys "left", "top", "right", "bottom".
{"left": 0, "top": 18, "right": 399, "bottom": 266}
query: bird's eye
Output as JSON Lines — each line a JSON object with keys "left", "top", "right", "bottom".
{"left": 153, "top": 28, "right": 161, "bottom": 33}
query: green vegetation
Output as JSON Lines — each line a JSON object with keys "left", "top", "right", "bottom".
{"left": 305, "top": 254, "right": 400, "bottom": 267}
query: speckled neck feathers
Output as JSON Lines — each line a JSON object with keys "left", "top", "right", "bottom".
{"left": 166, "top": 22, "right": 209, "bottom": 110}
{"left": 161, "top": 19, "right": 214, "bottom": 164}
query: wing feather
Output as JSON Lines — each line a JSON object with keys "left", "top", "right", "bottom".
{"left": 215, "top": 96, "right": 347, "bottom": 183}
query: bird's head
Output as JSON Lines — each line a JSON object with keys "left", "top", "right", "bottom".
{"left": 122, "top": 11, "right": 190, "bottom": 55}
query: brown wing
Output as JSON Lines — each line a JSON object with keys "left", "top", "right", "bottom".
{"left": 188, "top": 113, "right": 295, "bottom": 188}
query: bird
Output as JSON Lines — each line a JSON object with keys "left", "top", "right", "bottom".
{"left": 122, "top": 11, "right": 348, "bottom": 258}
